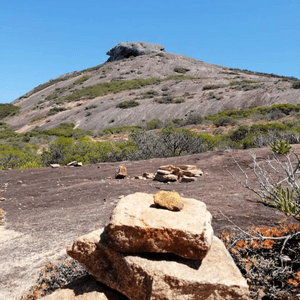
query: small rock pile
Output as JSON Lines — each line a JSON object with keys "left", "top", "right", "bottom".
{"left": 154, "top": 164, "right": 203, "bottom": 182}
{"left": 66, "top": 192, "right": 249, "bottom": 300}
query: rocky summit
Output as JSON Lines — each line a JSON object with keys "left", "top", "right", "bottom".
{"left": 106, "top": 41, "right": 165, "bottom": 62}
{"left": 66, "top": 192, "right": 249, "bottom": 300}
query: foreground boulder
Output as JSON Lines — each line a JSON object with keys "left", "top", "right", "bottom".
{"left": 67, "top": 229, "right": 249, "bottom": 300}
{"left": 106, "top": 42, "right": 165, "bottom": 62}
{"left": 105, "top": 192, "right": 213, "bottom": 259}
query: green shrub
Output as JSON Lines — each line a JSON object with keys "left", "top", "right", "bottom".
{"left": 155, "top": 95, "right": 175, "bottom": 104}
{"left": 202, "top": 84, "right": 223, "bottom": 90}
{"left": 84, "top": 104, "right": 97, "bottom": 110}
{"left": 174, "top": 67, "right": 190, "bottom": 74}
{"left": 99, "top": 125, "right": 141, "bottom": 136}
{"left": 73, "top": 75, "right": 91, "bottom": 85}
{"left": 229, "top": 125, "right": 250, "bottom": 142}
{"left": 185, "top": 113, "right": 203, "bottom": 125}
{"left": 116, "top": 100, "right": 140, "bottom": 109}
{"left": 213, "top": 116, "right": 237, "bottom": 127}
{"left": 145, "top": 118, "right": 164, "bottom": 130}
{"left": 0, "top": 143, "right": 43, "bottom": 170}
{"left": 230, "top": 80, "right": 262, "bottom": 91}
{"left": 41, "top": 123, "right": 93, "bottom": 138}
{"left": 0, "top": 104, "right": 20, "bottom": 119}
{"left": 141, "top": 90, "right": 159, "bottom": 99}
{"left": 291, "top": 81, "right": 300, "bottom": 89}
{"left": 47, "top": 107, "right": 67, "bottom": 116}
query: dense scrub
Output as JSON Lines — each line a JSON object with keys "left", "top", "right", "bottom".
{"left": 0, "top": 104, "right": 20, "bottom": 119}
{"left": 220, "top": 221, "right": 300, "bottom": 299}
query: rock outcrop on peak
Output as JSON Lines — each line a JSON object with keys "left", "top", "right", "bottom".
{"left": 106, "top": 41, "right": 165, "bottom": 62}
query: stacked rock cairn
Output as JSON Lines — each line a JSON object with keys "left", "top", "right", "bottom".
{"left": 67, "top": 191, "right": 250, "bottom": 300}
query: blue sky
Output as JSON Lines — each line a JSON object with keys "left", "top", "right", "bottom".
{"left": 1, "top": 0, "right": 299, "bottom": 104}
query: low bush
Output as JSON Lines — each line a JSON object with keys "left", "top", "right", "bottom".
{"left": 174, "top": 67, "right": 190, "bottom": 74}
{"left": 291, "top": 81, "right": 300, "bottom": 89}
{"left": 141, "top": 90, "right": 159, "bottom": 99}
{"left": 116, "top": 100, "right": 140, "bottom": 109}
{"left": 185, "top": 113, "right": 203, "bottom": 125}
{"left": 19, "top": 260, "right": 88, "bottom": 299}
{"left": 72, "top": 75, "right": 91, "bottom": 85}
{"left": 145, "top": 118, "right": 164, "bottom": 130}
{"left": 41, "top": 123, "right": 93, "bottom": 138}
{"left": 0, "top": 104, "right": 20, "bottom": 119}
{"left": 220, "top": 222, "right": 300, "bottom": 299}
{"left": 99, "top": 125, "right": 141, "bottom": 136}
{"left": 213, "top": 116, "right": 237, "bottom": 127}
{"left": 202, "top": 84, "right": 224, "bottom": 90}
{"left": 0, "top": 143, "right": 43, "bottom": 170}
{"left": 230, "top": 80, "right": 262, "bottom": 91}
{"left": 84, "top": 104, "right": 97, "bottom": 110}
{"left": 47, "top": 107, "right": 67, "bottom": 116}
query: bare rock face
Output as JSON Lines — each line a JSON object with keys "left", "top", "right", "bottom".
{"left": 115, "top": 165, "right": 127, "bottom": 179}
{"left": 106, "top": 42, "right": 165, "bottom": 62}
{"left": 105, "top": 193, "right": 213, "bottom": 259}
{"left": 67, "top": 229, "right": 250, "bottom": 300}
{"left": 153, "top": 190, "right": 183, "bottom": 211}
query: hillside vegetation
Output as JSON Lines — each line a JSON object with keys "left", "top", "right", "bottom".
{"left": 4, "top": 52, "right": 299, "bottom": 134}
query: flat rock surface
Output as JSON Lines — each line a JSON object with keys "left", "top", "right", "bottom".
{"left": 106, "top": 192, "right": 213, "bottom": 259}
{"left": 67, "top": 228, "right": 249, "bottom": 300}
{"left": 0, "top": 146, "right": 299, "bottom": 299}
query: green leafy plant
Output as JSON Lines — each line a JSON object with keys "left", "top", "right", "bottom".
{"left": 267, "top": 185, "right": 300, "bottom": 217}
{"left": 269, "top": 139, "right": 292, "bottom": 155}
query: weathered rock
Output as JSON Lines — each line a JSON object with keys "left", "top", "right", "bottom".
{"left": 158, "top": 165, "right": 176, "bottom": 171}
{"left": 142, "top": 172, "right": 155, "bottom": 179}
{"left": 177, "top": 164, "right": 199, "bottom": 170}
{"left": 115, "top": 165, "right": 127, "bottom": 179}
{"left": 153, "top": 190, "right": 183, "bottom": 211}
{"left": 106, "top": 42, "right": 165, "bottom": 62}
{"left": 156, "top": 169, "right": 172, "bottom": 175}
{"left": 154, "top": 172, "right": 177, "bottom": 182}
{"left": 180, "top": 175, "right": 197, "bottom": 182}
{"left": 50, "top": 164, "right": 60, "bottom": 168}
{"left": 180, "top": 169, "right": 203, "bottom": 177}
{"left": 105, "top": 193, "right": 213, "bottom": 259}
{"left": 67, "top": 229, "right": 249, "bottom": 300}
